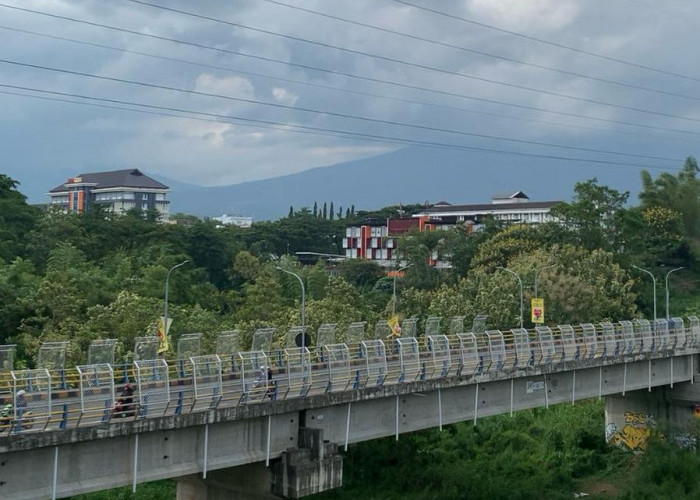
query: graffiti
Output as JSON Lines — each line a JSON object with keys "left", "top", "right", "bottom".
{"left": 609, "top": 425, "right": 651, "bottom": 450}
{"left": 526, "top": 381, "right": 545, "bottom": 393}
{"left": 605, "top": 423, "right": 618, "bottom": 441}
{"left": 624, "top": 412, "right": 656, "bottom": 426}
{"left": 608, "top": 412, "right": 656, "bottom": 450}
{"left": 673, "top": 433, "right": 696, "bottom": 449}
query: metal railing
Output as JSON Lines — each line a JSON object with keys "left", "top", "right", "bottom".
{"left": 0, "top": 316, "right": 698, "bottom": 436}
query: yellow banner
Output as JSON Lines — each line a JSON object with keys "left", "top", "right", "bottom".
{"left": 387, "top": 315, "right": 401, "bottom": 339}
{"left": 531, "top": 298, "right": 545, "bottom": 324}
{"left": 157, "top": 316, "right": 173, "bottom": 354}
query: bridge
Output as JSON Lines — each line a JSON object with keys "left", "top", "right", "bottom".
{"left": 1, "top": 316, "right": 700, "bottom": 499}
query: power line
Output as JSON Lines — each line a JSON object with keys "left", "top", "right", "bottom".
{"left": 0, "top": 58, "right": 684, "bottom": 165}
{"left": 3, "top": 4, "right": 700, "bottom": 138}
{"left": 119, "top": 0, "right": 700, "bottom": 119}
{"left": 0, "top": 83, "right": 678, "bottom": 172}
{"left": 391, "top": 0, "right": 700, "bottom": 84}
{"left": 260, "top": 0, "right": 700, "bottom": 103}
{"left": 3, "top": 24, "right": 698, "bottom": 145}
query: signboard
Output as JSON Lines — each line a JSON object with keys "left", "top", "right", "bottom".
{"left": 531, "top": 298, "right": 545, "bottom": 324}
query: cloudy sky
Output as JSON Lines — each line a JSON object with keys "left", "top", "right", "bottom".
{"left": 2, "top": 0, "right": 700, "bottom": 200}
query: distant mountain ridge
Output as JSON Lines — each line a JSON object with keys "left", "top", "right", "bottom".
{"left": 167, "top": 147, "right": 644, "bottom": 220}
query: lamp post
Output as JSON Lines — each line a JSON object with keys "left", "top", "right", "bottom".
{"left": 164, "top": 260, "right": 190, "bottom": 339}
{"left": 392, "top": 264, "right": 413, "bottom": 315}
{"left": 276, "top": 267, "right": 306, "bottom": 347}
{"left": 665, "top": 267, "right": 684, "bottom": 320}
{"left": 533, "top": 264, "right": 556, "bottom": 298}
{"left": 632, "top": 265, "right": 657, "bottom": 322}
{"left": 497, "top": 267, "right": 523, "bottom": 329}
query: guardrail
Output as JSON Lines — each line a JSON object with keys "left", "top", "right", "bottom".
{"left": 0, "top": 316, "right": 697, "bottom": 435}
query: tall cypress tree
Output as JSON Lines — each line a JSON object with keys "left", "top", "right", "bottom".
{"left": 288, "top": 206, "right": 294, "bottom": 217}
{"left": 322, "top": 202, "right": 328, "bottom": 219}
{"left": 313, "top": 201, "right": 318, "bottom": 217}
{"left": 329, "top": 202, "right": 335, "bottom": 220}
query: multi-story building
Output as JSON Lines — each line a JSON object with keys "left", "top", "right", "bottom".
{"left": 343, "top": 192, "right": 560, "bottom": 266}
{"left": 342, "top": 217, "right": 426, "bottom": 265}
{"left": 48, "top": 168, "right": 170, "bottom": 220}
{"left": 415, "top": 191, "right": 560, "bottom": 228}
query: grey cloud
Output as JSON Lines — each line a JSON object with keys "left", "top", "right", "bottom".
{"left": 0, "top": 0, "right": 698, "bottom": 201}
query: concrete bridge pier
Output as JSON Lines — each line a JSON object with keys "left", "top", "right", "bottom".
{"left": 176, "top": 463, "right": 277, "bottom": 500}
{"left": 176, "top": 428, "right": 343, "bottom": 499}
{"left": 606, "top": 369, "right": 700, "bottom": 451}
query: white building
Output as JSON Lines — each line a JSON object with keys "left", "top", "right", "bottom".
{"left": 213, "top": 214, "right": 254, "bottom": 228}
{"left": 414, "top": 191, "right": 560, "bottom": 228}
{"left": 48, "top": 168, "right": 170, "bottom": 220}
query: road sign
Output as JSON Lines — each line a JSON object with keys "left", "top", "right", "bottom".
{"left": 531, "top": 298, "right": 545, "bottom": 324}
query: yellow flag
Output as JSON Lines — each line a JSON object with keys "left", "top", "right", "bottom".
{"left": 157, "top": 317, "right": 172, "bottom": 354}
{"left": 531, "top": 298, "right": 545, "bottom": 324}
{"left": 387, "top": 315, "right": 402, "bottom": 339}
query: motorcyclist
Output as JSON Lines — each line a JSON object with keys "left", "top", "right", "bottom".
{"left": 114, "top": 383, "right": 135, "bottom": 417}
{"left": 0, "top": 399, "right": 11, "bottom": 427}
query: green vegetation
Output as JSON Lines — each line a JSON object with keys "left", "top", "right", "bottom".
{"left": 2, "top": 158, "right": 700, "bottom": 498}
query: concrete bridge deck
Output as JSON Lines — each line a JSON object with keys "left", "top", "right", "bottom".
{"left": 1, "top": 318, "right": 699, "bottom": 499}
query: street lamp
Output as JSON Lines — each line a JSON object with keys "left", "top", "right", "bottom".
{"left": 164, "top": 260, "right": 190, "bottom": 339}
{"left": 276, "top": 267, "right": 307, "bottom": 347}
{"left": 533, "top": 264, "right": 556, "bottom": 298}
{"left": 665, "top": 267, "right": 684, "bottom": 320}
{"left": 497, "top": 267, "right": 523, "bottom": 329}
{"left": 632, "top": 265, "right": 657, "bottom": 322}
{"left": 392, "top": 264, "right": 413, "bottom": 315}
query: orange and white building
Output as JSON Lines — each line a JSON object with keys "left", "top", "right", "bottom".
{"left": 48, "top": 169, "right": 170, "bottom": 220}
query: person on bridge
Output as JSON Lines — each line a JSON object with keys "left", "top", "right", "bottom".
{"left": 15, "top": 390, "right": 27, "bottom": 415}
{"left": 114, "top": 383, "right": 135, "bottom": 417}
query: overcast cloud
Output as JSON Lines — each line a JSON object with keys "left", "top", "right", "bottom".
{"left": 1, "top": 0, "right": 699, "bottom": 200}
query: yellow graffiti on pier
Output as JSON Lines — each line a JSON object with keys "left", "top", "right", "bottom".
{"left": 607, "top": 412, "right": 656, "bottom": 450}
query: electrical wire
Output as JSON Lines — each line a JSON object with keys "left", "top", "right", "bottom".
{"left": 3, "top": 4, "right": 700, "bottom": 138}
{"left": 0, "top": 84, "right": 679, "bottom": 172}
{"left": 391, "top": 0, "right": 700, "bottom": 84}
{"left": 260, "top": 0, "right": 700, "bottom": 102}
{"left": 0, "top": 58, "right": 684, "bottom": 164}
{"left": 119, "top": 0, "right": 700, "bottom": 119}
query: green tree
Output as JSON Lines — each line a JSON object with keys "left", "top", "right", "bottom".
{"left": 550, "top": 179, "right": 629, "bottom": 253}
{"left": 0, "top": 175, "right": 39, "bottom": 262}
{"left": 640, "top": 157, "right": 700, "bottom": 239}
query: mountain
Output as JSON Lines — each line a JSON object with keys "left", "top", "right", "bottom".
{"left": 168, "top": 147, "right": 646, "bottom": 220}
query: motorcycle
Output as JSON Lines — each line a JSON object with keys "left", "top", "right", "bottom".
{"left": 0, "top": 404, "right": 33, "bottom": 430}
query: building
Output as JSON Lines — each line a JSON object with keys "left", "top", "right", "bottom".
{"left": 342, "top": 217, "right": 423, "bottom": 266}
{"left": 212, "top": 214, "right": 254, "bottom": 228}
{"left": 48, "top": 169, "right": 170, "bottom": 220}
{"left": 343, "top": 192, "right": 560, "bottom": 266}
{"left": 414, "top": 191, "right": 560, "bottom": 228}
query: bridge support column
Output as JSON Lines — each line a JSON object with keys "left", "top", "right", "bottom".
{"left": 175, "top": 428, "right": 343, "bottom": 499}
{"left": 606, "top": 384, "right": 698, "bottom": 451}
{"left": 176, "top": 463, "right": 277, "bottom": 500}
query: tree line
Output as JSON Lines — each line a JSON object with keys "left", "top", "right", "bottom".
{"left": 0, "top": 158, "right": 699, "bottom": 368}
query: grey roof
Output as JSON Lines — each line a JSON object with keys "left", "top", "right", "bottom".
{"left": 49, "top": 169, "right": 168, "bottom": 193}
{"left": 420, "top": 200, "right": 560, "bottom": 214}
{"left": 491, "top": 190, "right": 529, "bottom": 200}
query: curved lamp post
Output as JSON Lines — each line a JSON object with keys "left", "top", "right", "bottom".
{"left": 276, "top": 267, "right": 306, "bottom": 347}
{"left": 392, "top": 264, "right": 413, "bottom": 315}
{"left": 665, "top": 267, "right": 684, "bottom": 320}
{"left": 632, "top": 265, "right": 657, "bottom": 322}
{"left": 164, "top": 260, "right": 190, "bottom": 341}
{"left": 533, "top": 264, "right": 556, "bottom": 298}
{"left": 497, "top": 266, "right": 524, "bottom": 329}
